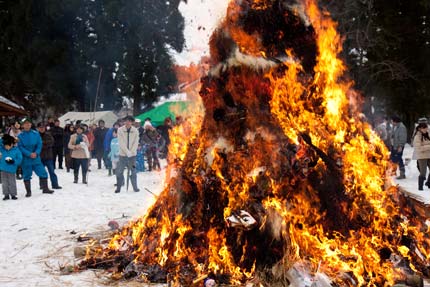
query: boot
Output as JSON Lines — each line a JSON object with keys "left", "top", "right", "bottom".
{"left": 396, "top": 168, "right": 406, "bottom": 179}
{"left": 3, "top": 194, "right": 10, "bottom": 200}
{"left": 73, "top": 171, "right": 78, "bottom": 183}
{"left": 24, "top": 180, "right": 32, "bottom": 197}
{"left": 419, "top": 176, "right": 426, "bottom": 191}
{"left": 40, "top": 178, "right": 54, "bottom": 194}
{"left": 82, "top": 171, "right": 87, "bottom": 184}
{"left": 147, "top": 158, "right": 152, "bottom": 171}
{"left": 426, "top": 175, "right": 430, "bottom": 188}
{"left": 154, "top": 161, "right": 161, "bottom": 171}
{"left": 115, "top": 177, "right": 122, "bottom": 193}
{"left": 108, "top": 169, "right": 112, "bottom": 176}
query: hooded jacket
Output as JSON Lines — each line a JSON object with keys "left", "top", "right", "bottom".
{"left": 0, "top": 140, "right": 22, "bottom": 173}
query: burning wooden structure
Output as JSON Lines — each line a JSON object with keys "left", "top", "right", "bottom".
{"left": 80, "top": 0, "right": 430, "bottom": 285}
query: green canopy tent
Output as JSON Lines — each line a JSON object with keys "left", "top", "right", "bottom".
{"left": 135, "top": 101, "right": 190, "bottom": 126}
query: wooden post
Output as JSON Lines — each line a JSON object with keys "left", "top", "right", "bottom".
{"left": 93, "top": 67, "right": 103, "bottom": 122}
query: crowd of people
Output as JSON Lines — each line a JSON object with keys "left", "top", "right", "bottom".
{"left": 4, "top": 112, "right": 428, "bottom": 199}
{"left": 375, "top": 115, "right": 430, "bottom": 191}
{"left": 0, "top": 115, "right": 173, "bottom": 200}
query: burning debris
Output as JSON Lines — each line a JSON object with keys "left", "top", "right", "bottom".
{"left": 78, "top": 0, "right": 430, "bottom": 286}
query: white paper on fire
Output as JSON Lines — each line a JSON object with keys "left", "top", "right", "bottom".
{"left": 225, "top": 210, "right": 257, "bottom": 230}
{"left": 286, "top": 261, "right": 332, "bottom": 287}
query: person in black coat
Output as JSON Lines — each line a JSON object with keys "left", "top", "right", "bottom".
{"left": 156, "top": 117, "right": 173, "bottom": 159}
{"left": 93, "top": 120, "right": 108, "bottom": 169}
{"left": 50, "top": 119, "right": 64, "bottom": 169}
{"left": 63, "top": 124, "right": 75, "bottom": 172}
{"left": 38, "top": 123, "right": 62, "bottom": 189}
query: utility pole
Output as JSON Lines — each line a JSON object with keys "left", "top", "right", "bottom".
{"left": 93, "top": 67, "right": 103, "bottom": 123}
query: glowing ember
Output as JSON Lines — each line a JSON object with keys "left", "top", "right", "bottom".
{"left": 80, "top": 0, "right": 430, "bottom": 285}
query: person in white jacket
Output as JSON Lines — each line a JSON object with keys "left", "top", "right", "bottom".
{"left": 413, "top": 123, "right": 430, "bottom": 190}
{"left": 115, "top": 116, "right": 140, "bottom": 193}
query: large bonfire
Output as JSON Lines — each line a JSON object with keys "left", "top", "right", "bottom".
{"left": 80, "top": 0, "right": 430, "bottom": 285}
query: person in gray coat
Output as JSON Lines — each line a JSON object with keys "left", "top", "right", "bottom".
{"left": 390, "top": 116, "right": 408, "bottom": 179}
{"left": 115, "top": 116, "right": 140, "bottom": 193}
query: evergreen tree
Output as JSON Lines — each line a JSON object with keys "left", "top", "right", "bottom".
{"left": 71, "top": 0, "right": 124, "bottom": 112}
{"left": 115, "top": 0, "right": 185, "bottom": 114}
{"left": 327, "top": 0, "right": 430, "bottom": 128}
{"left": 0, "top": 0, "right": 82, "bottom": 115}
{"left": 0, "top": 0, "right": 185, "bottom": 116}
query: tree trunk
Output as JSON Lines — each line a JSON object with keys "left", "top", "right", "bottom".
{"left": 132, "top": 80, "right": 143, "bottom": 116}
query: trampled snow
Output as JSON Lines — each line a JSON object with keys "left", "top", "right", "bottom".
{"left": 0, "top": 159, "right": 166, "bottom": 286}
{"left": 396, "top": 144, "right": 430, "bottom": 204}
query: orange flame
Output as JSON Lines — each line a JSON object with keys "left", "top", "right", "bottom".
{"left": 82, "top": 1, "right": 430, "bottom": 285}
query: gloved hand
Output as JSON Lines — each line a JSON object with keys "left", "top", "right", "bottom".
{"left": 126, "top": 150, "right": 133, "bottom": 157}
{"left": 5, "top": 157, "right": 15, "bottom": 164}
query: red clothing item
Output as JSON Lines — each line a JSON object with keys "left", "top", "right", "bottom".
{"left": 86, "top": 131, "right": 95, "bottom": 151}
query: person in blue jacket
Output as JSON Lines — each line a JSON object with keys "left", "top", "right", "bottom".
{"left": 0, "top": 134, "right": 22, "bottom": 200}
{"left": 103, "top": 121, "right": 120, "bottom": 176}
{"left": 108, "top": 129, "right": 119, "bottom": 172}
{"left": 17, "top": 117, "right": 54, "bottom": 197}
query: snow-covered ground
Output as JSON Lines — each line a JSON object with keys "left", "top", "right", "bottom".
{"left": 0, "top": 159, "right": 165, "bottom": 287}
{"left": 0, "top": 145, "right": 428, "bottom": 287}
{"left": 395, "top": 144, "right": 430, "bottom": 204}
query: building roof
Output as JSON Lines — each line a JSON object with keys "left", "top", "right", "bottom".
{"left": 0, "top": 96, "right": 27, "bottom": 116}
{"left": 58, "top": 111, "right": 119, "bottom": 127}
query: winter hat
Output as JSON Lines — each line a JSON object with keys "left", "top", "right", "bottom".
{"left": 143, "top": 120, "right": 153, "bottom": 129}
{"left": 418, "top": 117, "right": 428, "bottom": 124}
{"left": 20, "top": 117, "right": 32, "bottom": 124}
{"left": 2, "top": 134, "right": 15, "bottom": 146}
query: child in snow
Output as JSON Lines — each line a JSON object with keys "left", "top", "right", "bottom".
{"left": 108, "top": 129, "right": 119, "bottom": 173}
{"left": 135, "top": 143, "right": 146, "bottom": 173}
{"left": 141, "top": 121, "right": 161, "bottom": 171}
{"left": 0, "top": 134, "right": 23, "bottom": 200}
